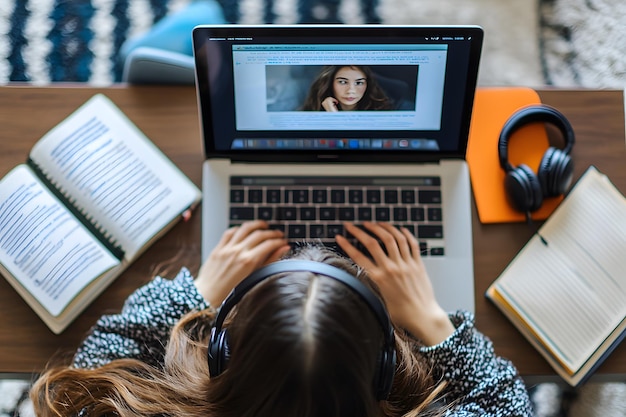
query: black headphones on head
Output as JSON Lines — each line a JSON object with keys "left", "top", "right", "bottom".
{"left": 498, "top": 104, "right": 575, "bottom": 214}
{"left": 207, "top": 259, "right": 397, "bottom": 400}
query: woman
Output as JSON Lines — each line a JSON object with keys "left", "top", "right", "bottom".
{"left": 30, "top": 221, "right": 532, "bottom": 416}
{"left": 301, "top": 65, "right": 393, "bottom": 111}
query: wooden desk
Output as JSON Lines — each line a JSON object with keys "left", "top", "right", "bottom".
{"left": 1, "top": 86, "right": 625, "bottom": 378}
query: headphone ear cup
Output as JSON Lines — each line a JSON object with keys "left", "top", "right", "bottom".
{"left": 208, "top": 328, "right": 230, "bottom": 377}
{"left": 538, "top": 147, "right": 574, "bottom": 197}
{"left": 375, "top": 345, "right": 397, "bottom": 400}
{"left": 505, "top": 164, "right": 543, "bottom": 213}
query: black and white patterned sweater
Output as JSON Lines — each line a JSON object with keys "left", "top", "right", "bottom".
{"left": 73, "top": 268, "right": 533, "bottom": 416}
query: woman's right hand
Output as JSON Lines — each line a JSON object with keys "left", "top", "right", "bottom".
{"left": 321, "top": 96, "right": 339, "bottom": 112}
{"left": 336, "top": 222, "right": 455, "bottom": 346}
{"left": 194, "top": 221, "right": 290, "bottom": 307}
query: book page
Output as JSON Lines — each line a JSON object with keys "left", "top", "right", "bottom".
{"left": 0, "top": 165, "right": 120, "bottom": 316}
{"left": 495, "top": 167, "right": 626, "bottom": 373}
{"left": 29, "top": 94, "right": 200, "bottom": 260}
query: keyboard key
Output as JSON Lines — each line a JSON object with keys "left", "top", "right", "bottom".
{"left": 248, "top": 189, "right": 263, "bottom": 203}
{"left": 348, "top": 189, "right": 363, "bottom": 204}
{"left": 428, "top": 207, "right": 442, "bottom": 221}
{"left": 266, "top": 189, "right": 281, "bottom": 203}
{"left": 330, "top": 189, "right": 345, "bottom": 203}
{"left": 290, "top": 189, "right": 309, "bottom": 204}
{"left": 430, "top": 247, "right": 445, "bottom": 256}
{"left": 357, "top": 206, "right": 372, "bottom": 221}
{"left": 411, "top": 207, "right": 425, "bottom": 222}
{"left": 268, "top": 223, "right": 285, "bottom": 233}
{"left": 384, "top": 189, "right": 398, "bottom": 204}
{"left": 418, "top": 225, "right": 443, "bottom": 239}
{"left": 288, "top": 224, "right": 307, "bottom": 238}
{"left": 300, "top": 207, "right": 316, "bottom": 221}
{"left": 277, "top": 207, "right": 297, "bottom": 220}
{"left": 366, "top": 189, "right": 381, "bottom": 204}
{"left": 230, "top": 206, "right": 254, "bottom": 220}
{"left": 401, "top": 189, "right": 416, "bottom": 204}
{"left": 231, "top": 189, "right": 245, "bottom": 203}
{"left": 309, "top": 224, "right": 326, "bottom": 239}
{"left": 327, "top": 224, "right": 344, "bottom": 238}
{"left": 419, "top": 190, "right": 442, "bottom": 204}
{"left": 393, "top": 207, "right": 408, "bottom": 222}
{"left": 375, "top": 207, "right": 390, "bottom": 221}
{"left": 320, "top": 207, "right": 337, "bottom": 220}
{"left": 339, "top": 207, "right": 356, "bottom": 221}
{"left": 257, "top": 206, "right": 274, "bottom": 221}
{"left": 312, "top": 189, "right": 327, "bottom": 203}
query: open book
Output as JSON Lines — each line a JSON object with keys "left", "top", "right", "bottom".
{"left": 0, "top": 94, "right": 201, "bottom": 334}
{"left": 486, "top": 166, "right": 626, "bottom": 386}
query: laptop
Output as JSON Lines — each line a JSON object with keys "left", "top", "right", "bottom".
{"left": 192, "top": 25, "right": 482, "bottom": 313}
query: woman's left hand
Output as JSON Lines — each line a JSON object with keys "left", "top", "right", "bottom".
{"left": 194, "top": 221, "right": 291, "bottom": 306}
{"left": 336, "top": 222, "right": 455, "bottom": 346}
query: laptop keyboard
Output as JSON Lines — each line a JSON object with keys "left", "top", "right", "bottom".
{"left": 229, "top": 176, "right": 445, "bottom": 256}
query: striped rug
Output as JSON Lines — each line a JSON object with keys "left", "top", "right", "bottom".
{"left": 0, "top": 0, "right": 381, "bottom": 85}
{"left": 2, "top": 0, "right": 624, "bottom": 88}
{"left": 0, "top": 0, "right": 545, "bottom": 86}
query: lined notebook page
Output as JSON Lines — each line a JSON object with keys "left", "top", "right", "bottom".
{"left": 495, "top": 167, "right": 626, "bottom": 373}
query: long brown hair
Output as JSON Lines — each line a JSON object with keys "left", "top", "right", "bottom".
{"left": 30, "top": 245, "right": 444, "bottom": 416}
{"left": 300, "top": 65, "right": 393, "bottom": 111}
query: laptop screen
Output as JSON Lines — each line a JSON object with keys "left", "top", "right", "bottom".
{"left": 193, "top": 25, "right": 483, "bottom": 163}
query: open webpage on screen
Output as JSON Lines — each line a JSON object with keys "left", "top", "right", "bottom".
{"left": 231, "top": 44, "right": 447, "bottom": 132}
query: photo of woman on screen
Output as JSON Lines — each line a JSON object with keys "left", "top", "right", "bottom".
{"left": 300, "top": 65, "right": 393, "bottom": 111}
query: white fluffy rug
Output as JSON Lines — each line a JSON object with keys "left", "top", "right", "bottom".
{"left": 0, "top": 380, "right": 34, "bottom": 417}
{"left": 260, "top": 0, "right": 545, "bottom": 86}
{"left": 540, "top": 0, "right": 626, "bottom": 88}
{"left": 376, "top": 0, "right": 544, "bottom": 87}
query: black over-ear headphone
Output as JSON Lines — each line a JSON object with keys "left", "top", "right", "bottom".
{"left": 498, "top": 104, "right": 575, "bottom": 214}
{"left": 207, "top": 259, "right": 397, "bottom": 400}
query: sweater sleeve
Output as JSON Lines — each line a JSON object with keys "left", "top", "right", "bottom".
{"left": 72, "top": 268, "right": 210, "bottom": 369}
{"left": 419, "top": 311, "right": 533, "bottom": 417}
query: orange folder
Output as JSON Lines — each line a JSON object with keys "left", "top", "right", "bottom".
{"left": 467, "top": 87, "right": 564, "bottom": 223}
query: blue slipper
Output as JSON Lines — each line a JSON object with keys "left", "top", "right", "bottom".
{"left": 120, "top": 0, "right": 226, "bottom": 62}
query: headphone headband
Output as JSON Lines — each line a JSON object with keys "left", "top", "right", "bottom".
{"left": 497, "top": 104, "right": 575, "bottom": 213}
{"left": 498, "top": 104, "right": 575, "bottom": 172}
{"left": 208, "top": 259, "right": 397, "bottom": 400}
